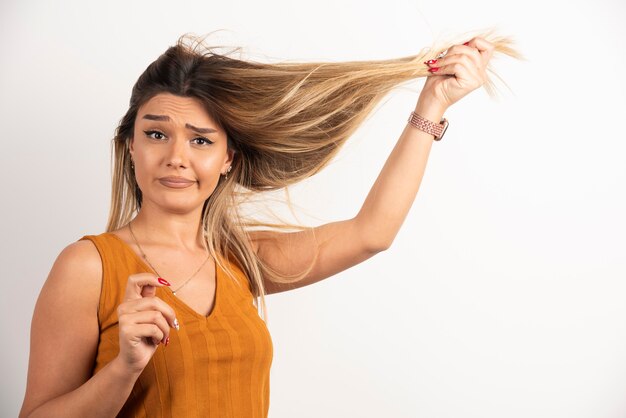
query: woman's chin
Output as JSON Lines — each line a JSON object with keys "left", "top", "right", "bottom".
{"left": 148, "top": 197, "right": 205, "bottom": 215}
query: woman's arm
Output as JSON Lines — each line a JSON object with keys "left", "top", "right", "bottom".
{"left": 19, "top": 241, "right": 141, "bottom": 418}
{"left": 24, "top": 357, "right": 142, "bottom": 418}
{"left": 251, "top": 96, "right": 444, "bottom": 295}
{"left": 353, "top": 96, "right": 446, "bottom": 251}
{"left": 252, "top": 37, "right": 494, "bottom": 295}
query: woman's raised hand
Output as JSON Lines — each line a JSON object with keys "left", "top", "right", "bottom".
{"left": 421, "top": 37, "right": 496, "bottom": 111}
{"left": 116, "top": 273, "right": 178, "bottom": 374}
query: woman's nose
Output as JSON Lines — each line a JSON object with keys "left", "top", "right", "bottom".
{"left": 165, "top": 137, "right": 188, "bottom": 168}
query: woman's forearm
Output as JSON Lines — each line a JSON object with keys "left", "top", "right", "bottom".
{"left": 355, "top": 97, "right": 446, "bottom": 251}
{"left": 23, "top": 357, "right": 141, "bottom": 418}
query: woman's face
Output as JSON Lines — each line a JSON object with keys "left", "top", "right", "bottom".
{"left": 129, "top": 92, "right": 233, "bottom": 214}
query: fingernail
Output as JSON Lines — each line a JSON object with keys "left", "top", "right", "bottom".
{"left": 158, "top": 277, "right": 171, "bottom": 286}
{"left": 424, "top": 59, "right": 438, "bottom": 65}
{"left": 463, "top": 41, "right": 470, "bottom": 46}
{"left": 428, "top": 67, "right": 439, "bottom": 73}
{"left": 173, "top": 318, "right": 180, "bottom": 330}
{"left": 165, "top": 336, "right": 170, "bottom": 346}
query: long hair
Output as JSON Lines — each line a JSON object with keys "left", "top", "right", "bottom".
{"left": 106, "top": 28, "right": 523, "bottom": 323}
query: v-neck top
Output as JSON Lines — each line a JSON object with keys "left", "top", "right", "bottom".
{"left": 79, "top": 232, "right": 273, "bottom": 418}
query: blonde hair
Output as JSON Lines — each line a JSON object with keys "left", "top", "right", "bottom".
{"left": 106, "top": 28, "right": 523, "bottom": 324}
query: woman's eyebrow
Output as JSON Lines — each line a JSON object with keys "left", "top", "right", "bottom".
{"left": 142, "top": 114, "right": 217, "bottom": 134}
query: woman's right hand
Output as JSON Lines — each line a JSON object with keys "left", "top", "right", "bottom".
{"left": 421, "top": 37, "right": 495, "bottom": 111}
{"left": 115, "top": 273, "right": 178, "bottom": 374}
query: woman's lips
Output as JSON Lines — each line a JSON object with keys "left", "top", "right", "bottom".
{"left": 158, "top": 178, "right": 196, "bottom": 188}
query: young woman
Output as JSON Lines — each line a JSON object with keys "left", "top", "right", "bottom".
{"left": 20, "top": 31, "right": 520, "bottom": 417}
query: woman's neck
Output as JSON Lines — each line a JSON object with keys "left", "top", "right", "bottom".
{"left": 130, "top": 206, "right": 206, "bottom": 252}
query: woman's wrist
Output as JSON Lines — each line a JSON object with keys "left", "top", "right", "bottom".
{"left": 413, "top": 96, "right": 447, "bottom": 123}
{"left": 111, "top": 355, "right": 144, "bottom": 380}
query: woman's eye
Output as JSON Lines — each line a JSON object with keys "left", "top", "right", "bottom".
{"left": 144, "top": 130, "right": 165, "bottom": 140}
{"left": 193, "top": 137, "right": 214, "bottom": 146}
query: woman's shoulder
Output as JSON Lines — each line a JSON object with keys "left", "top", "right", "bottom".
{"left": 50, "top": 229, "right": 128, "bottom": 287}
{"left": 76, "top": 228, "right": 128, "bottom": 253}
{"left": 55, "top": 236, "right": 104, "bottom": 283}
{"left": 35, "top": 237, "right": 103, "bottom": 333}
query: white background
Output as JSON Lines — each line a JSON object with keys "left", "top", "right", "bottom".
{"left": 1, "top": 0, "right": 625, "bottom": 417}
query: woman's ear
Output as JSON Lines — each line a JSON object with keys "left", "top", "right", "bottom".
{"left": 225, "top": 148, "right": 235, "bottom": 168}
{"left": 128, "top": 137, "right": 135, "bottom": 159}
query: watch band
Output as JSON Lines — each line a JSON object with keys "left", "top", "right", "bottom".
{"left": 407, "top": 111, "right": 449, "bottom": 141}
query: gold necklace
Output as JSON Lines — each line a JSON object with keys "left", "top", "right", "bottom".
{"left": 128, "top": 220, "right": 211, "bottom": 296}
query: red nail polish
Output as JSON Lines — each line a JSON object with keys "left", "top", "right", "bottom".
{"left": 463, "top": 42, "right": 470, "bottom": 46}
{"left": 424, "top": 59, "right": 438, "bottom": 65}
{"left": 428, "top": 67, "right": 439, "bottom": 73}
{"left": 158, "top": 277, "right": 171, "bottom": 286}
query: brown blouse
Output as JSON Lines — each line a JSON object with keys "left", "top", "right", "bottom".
{"left": 79, "top": 232, "right": 273, "bottom": 417}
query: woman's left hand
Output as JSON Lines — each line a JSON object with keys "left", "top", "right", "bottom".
{"left": 421, "top": 37, "right": 495, "bottom": 110}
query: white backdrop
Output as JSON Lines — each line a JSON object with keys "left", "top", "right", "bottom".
{"left": 2, "top": 0, "right": 625, "bottom": 417}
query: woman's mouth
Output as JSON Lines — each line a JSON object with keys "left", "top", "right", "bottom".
{"left": 158, "top": 177, "right": 196, "bottom": 188}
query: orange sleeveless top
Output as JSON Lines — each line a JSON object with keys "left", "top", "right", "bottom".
{"left": 79, "top": 232, "right": 273, "bottom": 418}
